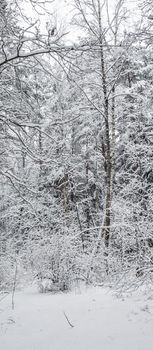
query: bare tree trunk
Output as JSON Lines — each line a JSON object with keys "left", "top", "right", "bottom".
{"left": 97, "top": 0, "right": 112, "bottom": 249}
{"left": 85, "top": 135, "right": 90, "bottom": 236}
{"left": 12, "top": 259, "right": 17, "bottom": 310}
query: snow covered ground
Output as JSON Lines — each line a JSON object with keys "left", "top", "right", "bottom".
{"left": 0, "top": 284, "right": 153, "bottom": 350}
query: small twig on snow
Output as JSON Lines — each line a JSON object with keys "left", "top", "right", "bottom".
{"left": 63, "top": 311, "right": 74, "bottom": 328}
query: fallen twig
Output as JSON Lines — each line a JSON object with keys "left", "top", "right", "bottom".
{"left": 63, "top": 311, "right": 74, "bottom": 328}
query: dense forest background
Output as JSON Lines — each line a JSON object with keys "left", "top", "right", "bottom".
{"left": 0, "top": 0, "right": 153, "bottom": 292}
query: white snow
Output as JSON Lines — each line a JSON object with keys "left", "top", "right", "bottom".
{"left": 0, "top": 285, "right": 153, "bottom": 350}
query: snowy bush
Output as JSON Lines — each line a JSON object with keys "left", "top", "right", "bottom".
{"left": 0, "top": 255, "right": 15, "bottom": 291}
{"left": 25, "top": 234, "right": 81, "bottom": 292}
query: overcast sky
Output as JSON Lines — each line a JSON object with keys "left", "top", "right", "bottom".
{"left": 54, "top": 0, "right": 140, "bottom": 42}
{"left": 23, "top": 0, "right": 140, "bottom": 43}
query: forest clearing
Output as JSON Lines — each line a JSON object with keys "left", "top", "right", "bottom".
{"left": 1, "top": 285, "right": 153, "bottom": 350}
